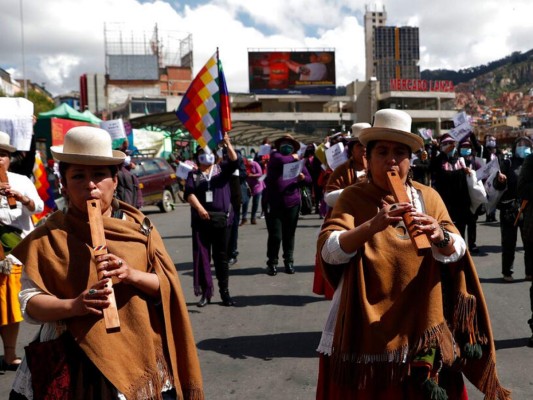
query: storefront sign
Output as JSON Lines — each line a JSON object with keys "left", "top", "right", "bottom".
{"left": 390, "top": 79, "right": 455, "bottom": 92}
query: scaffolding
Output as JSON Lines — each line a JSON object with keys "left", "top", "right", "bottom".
{"left": 104, "top": 22, "right": 193, "bottom": 74}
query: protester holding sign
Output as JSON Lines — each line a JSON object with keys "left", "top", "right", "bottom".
{"left": 262, "top": 134, "right": 311, "bottom": 276}
{"left": 430, "top": 134, "right": 477, "bottom": 252}
{"left": 493, "top": 136, "right": 533, "bottom": 282}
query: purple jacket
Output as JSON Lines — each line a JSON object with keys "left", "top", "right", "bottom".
{"left": 263, "top": 151, "right": 312, "bottom": 209}
{"left": 246, "top": 160, "right": 265, "bottom": 196}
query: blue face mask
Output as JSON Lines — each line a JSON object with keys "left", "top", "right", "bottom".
{"left": 460, "top": 148, "right": 472, "bottom": 157}
{"left": 515, "top": 145, "right": 532, "bottom": 159}
{"left": 486, "top": 140, "right": 496, "bottom": 148}
{"left": 279, "top": 144, "right": 294, "bottom": 156}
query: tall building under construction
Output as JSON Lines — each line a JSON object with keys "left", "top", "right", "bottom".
{"left": 364, "top": 6, "right": 420, "bottom": 92}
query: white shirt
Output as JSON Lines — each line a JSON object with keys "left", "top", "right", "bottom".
{"left": 0, "top": 171, "right": 44, "bottom": 237}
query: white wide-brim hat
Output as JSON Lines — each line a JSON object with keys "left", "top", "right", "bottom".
{"left": 359, "top": 109, "right": 424, "bottom": 152}
{"left": 0, "top": 131, "right": 17, "bottom": 153}
{"left": 350, "top": 123, "right": 372, "bottom": 141}
{"left": 51, "top": 126, "right": 126, "bottom": 165}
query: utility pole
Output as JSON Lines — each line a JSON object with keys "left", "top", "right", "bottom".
{"left": 20, "top": 0, "right": 28, "bottom": 98}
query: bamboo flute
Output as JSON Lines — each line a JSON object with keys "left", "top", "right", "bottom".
{"left": 87, "top": 199, "right": 120, "bottom": 331}
{"left": 386, "top": 170, "right": 431, "bottom": 256}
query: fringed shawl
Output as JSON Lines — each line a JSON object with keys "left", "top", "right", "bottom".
{"left": 13, "top": 202, "right": 204, "bottom": 400}
{"left": 325, "top": 158, "right": 366, "bottom": 194}
{"left": 317, "top": 181, "right": 510, "bottom": 399}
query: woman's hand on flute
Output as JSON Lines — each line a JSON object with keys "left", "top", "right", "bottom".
{"left": 74, "top": 280, "right": 112, "bottom": 316}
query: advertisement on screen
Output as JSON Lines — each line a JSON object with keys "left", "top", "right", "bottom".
{"left": 248, "top": 50, "right": 336, "bottom": 95}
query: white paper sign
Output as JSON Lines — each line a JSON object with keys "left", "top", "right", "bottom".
{"left": 475, "top": 156, "right": 486, "bottom": 169}
{"left": 176, "top": 162, "right": 194, "bottom": 179}
{"left": 297, "top": 142, "right": 307, "bottom": 158}
{"left": 100, "top": 118, "right": 126, "bottom": 140}
{"left": 453, "top": 111, "right": 468, "bottom": 127}
{"left": 475, "top": 157, "right": 500, "bottom": 181}
{"left": 448, "top": 121, "right": 472, "bottom": 143}
{"left": 418, "top": 128, "right": 433, "bottom": 141}
{"left": 0, "top": 97, "right": 34, "bottom": 151}
{"left": 258, "top": 144, "right": 271, "bottom": 156}
{"left": 484, "top": 168, "right": 505, "bottom": 214}
{"left": 282, "top": 160, "right": 304, "bottom": 180}
{"left": 325, "top": 142, "right": 348, "bottom": 171}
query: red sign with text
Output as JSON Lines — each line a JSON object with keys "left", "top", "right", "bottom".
{"left": 389, "top": 79, "right": 455, "bottom": 92}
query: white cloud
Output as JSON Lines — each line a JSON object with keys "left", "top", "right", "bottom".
{"left": 1, "top": 0, "right": 532, "bottom": 96}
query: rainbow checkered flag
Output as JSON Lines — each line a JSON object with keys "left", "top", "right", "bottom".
{"left": 31, "top": 151, "right": 56, "bottom": 224}
{"left": 176, "top": 51, "right": 232, "bottom": 153}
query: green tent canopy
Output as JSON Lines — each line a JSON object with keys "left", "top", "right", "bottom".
{"left": 81, "top": 110, "right": 102, "bottom": 124}
{"left": 38, "top": 103, "right": 97, "bottom": 124}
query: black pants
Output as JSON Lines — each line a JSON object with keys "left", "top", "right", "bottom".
{"left": 500, "top": 206, "right": 532, "bottom": 277}
{"left": 265, "top": 204, "right": 300, "bottom": 266}
{"left": 228, "top": 202, "right": 240, "bottom": 259}
{"left": 454, "top": 212, "right": 477, "bottom": 249}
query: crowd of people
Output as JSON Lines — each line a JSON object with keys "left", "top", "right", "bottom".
{"left": 1, "top": 106, "right": 532, "bottom": 398}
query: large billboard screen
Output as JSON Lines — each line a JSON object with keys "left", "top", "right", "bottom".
{"left": 248, "top": 50, "right": 336, "bottom": 95}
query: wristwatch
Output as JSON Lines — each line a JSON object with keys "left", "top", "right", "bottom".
{"left": 434, "top": 226, "right": 451, "bottom": 248}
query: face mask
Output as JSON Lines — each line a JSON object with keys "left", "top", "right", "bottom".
{"left": 198, "top": 153, "right": 215, "bottom": 165}
{"left": 515, "top": 145, "right": 532, "bottom": 159}
{"left": 459, "top": 148, "right": 472, "bottom": 157}
{"left": 486, "top": 140, "right": 496, "bottom": 148}
{"left": 445, "top": 148, "right": 457, "bottom": 158}
{"left": 279, "top": 144, "right": 294, "bottom": 156}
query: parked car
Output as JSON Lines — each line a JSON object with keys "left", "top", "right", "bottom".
{"left": 131, "top": 157, "right": 180, "bottom": 212}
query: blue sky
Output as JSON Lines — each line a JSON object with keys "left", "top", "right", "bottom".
{"left": 1, "top": 0, "right": 532, "bottom": 96}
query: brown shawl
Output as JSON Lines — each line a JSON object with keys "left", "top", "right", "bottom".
{"left": 13, "top": 201, "right": 204, "bottom": 400}
{"left": 317, "top": 181, "right": 510, "bottom": 399}
{"left": 325, "top": 158, "right": 366, "bottom": 194}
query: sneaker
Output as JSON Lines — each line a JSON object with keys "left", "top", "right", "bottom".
{"left": 469, "top": 245, "right": 480, "bottom": 254}
{"left": 503, "top": 275, "right": 514, "bottom": 282}
{"left": 228, "top": 258, "right": 238, "bottom": 265}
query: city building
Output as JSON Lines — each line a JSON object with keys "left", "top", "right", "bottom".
{"left": 0, "top": 67, "right": 21, "bottom": 96}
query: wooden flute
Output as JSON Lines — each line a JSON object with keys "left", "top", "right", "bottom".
{"left": 0, "top": 164, "right": 18, "bottom": 209}
{"left": 386, "top": 170, "right": 431, "bottom": 256}
{"left": 87, "top": 199, "right": 121, "bottom": 331}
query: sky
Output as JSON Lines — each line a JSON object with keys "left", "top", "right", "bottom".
{"left": 1, "top": 0, "right": 532, "bottom": 97}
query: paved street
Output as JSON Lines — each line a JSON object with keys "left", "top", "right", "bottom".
{"left": 1, "top": 203, "right": 533, "bottom": 399}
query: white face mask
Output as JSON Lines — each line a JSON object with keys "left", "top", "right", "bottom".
{"left": 198, "top": 153, "right": 215, "bottom": 165}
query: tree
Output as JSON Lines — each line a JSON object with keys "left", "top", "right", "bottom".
{"left": 14, "top": 89, "right": 55, "bottom": 115}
